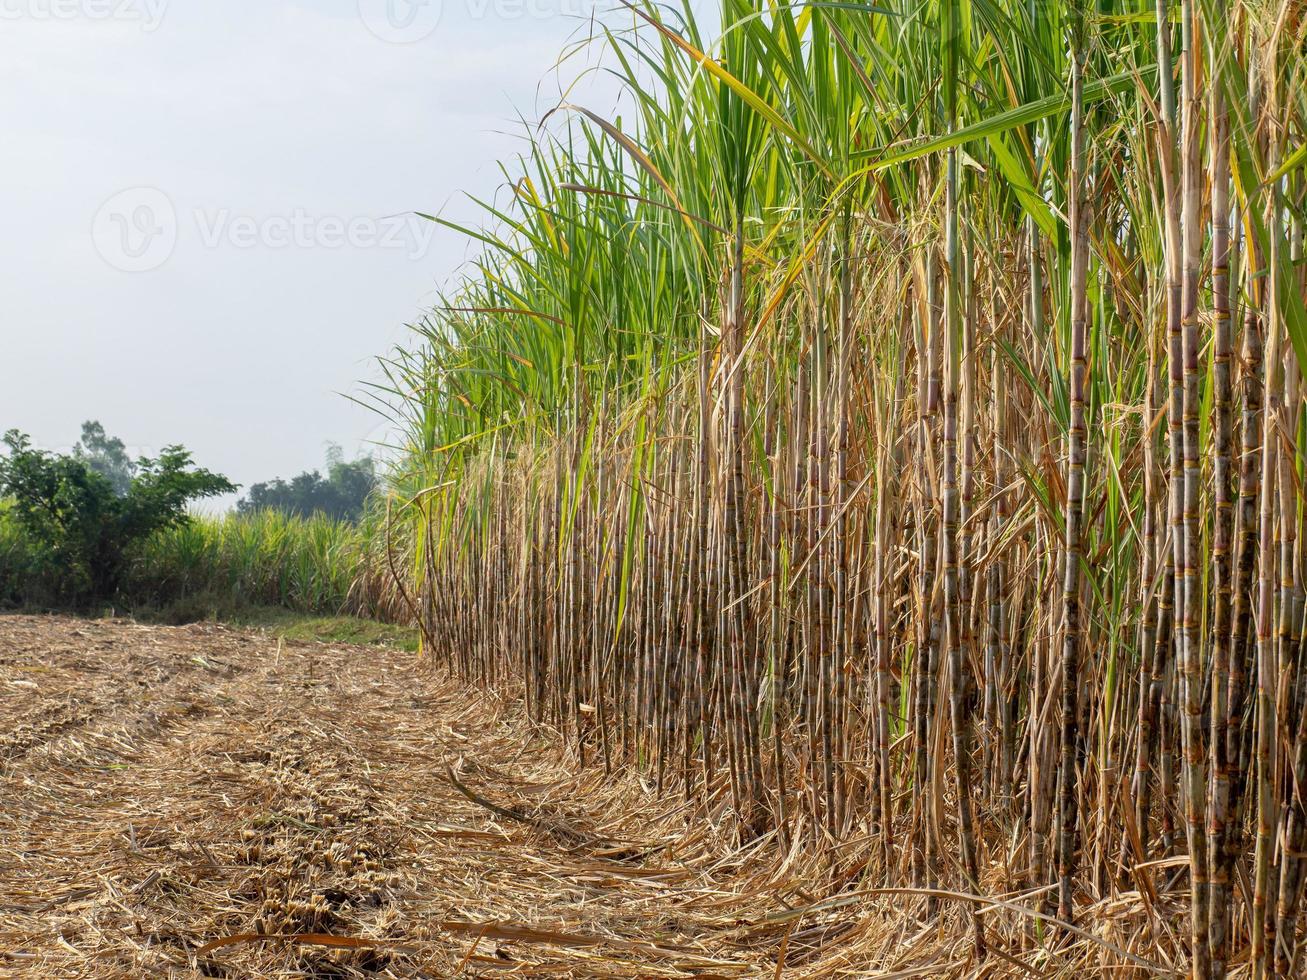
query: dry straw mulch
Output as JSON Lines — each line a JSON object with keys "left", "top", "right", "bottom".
{"left": 1, "top": 615, "right": 1164, "bottom": 978}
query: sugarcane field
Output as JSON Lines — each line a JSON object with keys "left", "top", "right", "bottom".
{"left": 3, "top": 0, "right": 1307, "bottom": 977}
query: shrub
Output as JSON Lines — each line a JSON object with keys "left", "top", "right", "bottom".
{"left": 0, "top": 430, "right": 234, "bottom": 606}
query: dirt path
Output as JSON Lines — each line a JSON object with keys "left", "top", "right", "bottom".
{"left": 0, "top": 615, "right": 851, "bottom": 979}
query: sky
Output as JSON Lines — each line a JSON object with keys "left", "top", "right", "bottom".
{"left": 0, "top": 0, "right": 627, "bottom": 506}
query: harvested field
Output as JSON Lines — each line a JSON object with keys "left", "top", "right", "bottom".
{"left": 0, "top": 614, "right": 1034, "bottom": 979}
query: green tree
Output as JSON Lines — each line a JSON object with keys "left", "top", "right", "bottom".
{"left": 0, "top": 430, "right": 235, "bottom": 604}
{"left": 237, "top": 445, "right": 376, "bottom": 522}
{"left": 73, "top": 420, "right": 134, "bottom": 496}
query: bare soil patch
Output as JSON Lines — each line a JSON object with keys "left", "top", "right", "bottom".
{"left": 0, "top": 615, "right": 877, "bottom": 978}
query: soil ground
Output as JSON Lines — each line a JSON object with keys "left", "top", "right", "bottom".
{"left": 0, "top": 615, "right": 871, "bottom": 979}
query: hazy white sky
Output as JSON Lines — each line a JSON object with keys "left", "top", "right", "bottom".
{"left": 0, "top": 0, "right": 627, "bottom": 502}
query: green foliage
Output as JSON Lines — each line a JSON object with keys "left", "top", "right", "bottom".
{"left": 0, "top": 498, "right": 46, "bottom": 607}
{"left": 237, "top": 445, "right": 376, "bottom": 523}
{"left": 0, "top": 505, "right": 373, "bottom": 620}
{"left": 126, "top": 509, "right": 364, "bottom": 615}
{"left": 0, "top": 428, "right": 398, "bottom": 623}
{"left": 0, "top": 430, "right": 234, "bottom": 605}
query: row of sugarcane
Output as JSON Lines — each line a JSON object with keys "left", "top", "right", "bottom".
{"left": 376, "top": 0, "right": 1307, "bottom": 975}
